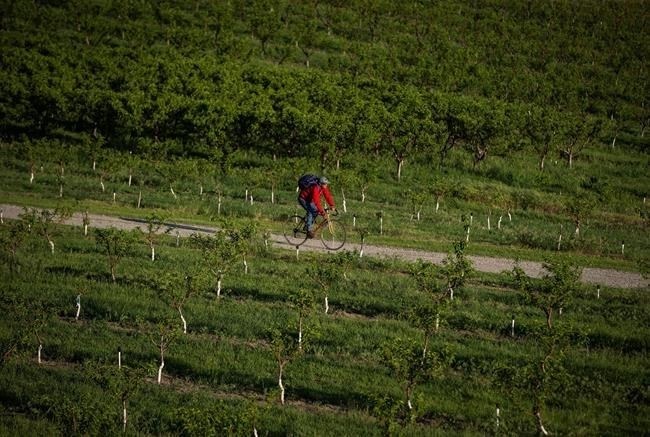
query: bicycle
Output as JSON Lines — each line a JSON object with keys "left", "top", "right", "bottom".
{"left": 283, "top": 209, "right": 347, "bottom": 250}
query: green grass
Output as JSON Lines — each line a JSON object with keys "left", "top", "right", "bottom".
{"left": 1, "top": 144, "right": 647, "bottom": 274}
{"left": 1, "top": 223, "right": 648, "bottom": 435}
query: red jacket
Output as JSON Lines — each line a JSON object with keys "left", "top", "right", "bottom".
{"left": 299, "top": 184, "right": 335, "bottom": 216}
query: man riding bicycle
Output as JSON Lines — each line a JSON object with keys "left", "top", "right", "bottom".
{"left": 297, "top": 175, "right": 337, "bottom": 238}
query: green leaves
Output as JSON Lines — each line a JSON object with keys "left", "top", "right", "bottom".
{"left": 94, "top": 227, "right": 137, "bottom": 282}
{"left": 514, "top": 259, "right": 582, "bottom": 330}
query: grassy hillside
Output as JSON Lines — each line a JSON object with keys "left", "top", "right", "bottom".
{"left": 1, "top": 224, "right": 648, "bottom": 435}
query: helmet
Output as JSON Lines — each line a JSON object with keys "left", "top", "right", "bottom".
{"left": 319, "top": 176, "right": 330, "bottom": 185}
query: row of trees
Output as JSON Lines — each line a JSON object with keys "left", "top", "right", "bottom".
{"left": 1, "top": 0, "right": 648, "bottom": 177}
{"left": 0, "top": 49, "right": 630, "bottom": 178}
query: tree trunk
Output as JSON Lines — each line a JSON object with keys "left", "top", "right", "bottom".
{"left": 111, "top": 265, "right": 117, "bottom": 283}
{"left": 217, "top": 278, "right": 222, "bottom": 297}
{"left": 122, "top": 399, "right": 127, "bottom": 433}
{"left": 151, "top": 244, "right": 155, "bottom": 261}
{"left": 535, "top": 410, "right": 550, "bottom": 435}
{"left": 178, "top": 307, "right": 187, "bottom": 334}
{"left": 38, "top": 344, "right": 42, "bottom": 364}
{"left": 324, "top": 295, "right": 329, "bottom": 314}
{"left": 137, "top": 191, "right": 142, "bottom": 208}
{"left": 49, "top": 239, "right": 55, "bottom": 254}
{"left": 157, "top": 349, "right": 165, "bottom": 384}
{"left": 396, "top": 158, "right": 403, "bottom": 182}
{"left": 278, "top": 364, "right": 285, "bottom": 405}
{"left": 158, "top": 355, "right": 165, "bottom": 384}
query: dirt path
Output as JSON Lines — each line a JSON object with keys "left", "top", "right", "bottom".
{"left": 2, "top": 203, "right": 647, "bottom": 289}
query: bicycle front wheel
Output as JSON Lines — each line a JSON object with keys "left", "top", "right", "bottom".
{"left": 283, "top": 215, "right": 309, "bottom": 247}
{"left": 320, "top": 219, "right": 346, "bottom": 250}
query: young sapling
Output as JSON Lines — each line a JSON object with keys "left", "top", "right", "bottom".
{"left": 270, "top": 327, "right": 302, "bottom": 405}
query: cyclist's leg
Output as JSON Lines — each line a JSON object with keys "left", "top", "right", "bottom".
{"left": 306, "top": 202, "right": 319, "bottom": 231}
{"left": 298, "top": 198, "right": 311, "bottom": 231}
{"left": 298, "top": 200, "right": 319, "bottom": 236}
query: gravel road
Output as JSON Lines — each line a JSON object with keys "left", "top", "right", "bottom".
{"left": 2, "top": 203, "right": 647, "bottom": 290}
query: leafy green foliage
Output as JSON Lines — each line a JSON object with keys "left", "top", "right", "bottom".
{"left": 94, "top": 228, "right": 137, "bottom": 282}
{"left": 513, "top": 260, "right": 582, "bottom": 329}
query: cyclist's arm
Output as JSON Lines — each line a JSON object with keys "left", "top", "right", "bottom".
{"left": 321, "top": 186, "right": 336, "bottom": 210}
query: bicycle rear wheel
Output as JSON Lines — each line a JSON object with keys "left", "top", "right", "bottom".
{"left": 283, "top": 215, "right": 309, "bottom": 247}
{"left": 320, "top": 219, "right": 346, "bottom": 250}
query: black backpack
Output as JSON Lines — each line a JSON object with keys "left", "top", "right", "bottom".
{"left": 298, "top": 174, "right": 319, "bottom": 190}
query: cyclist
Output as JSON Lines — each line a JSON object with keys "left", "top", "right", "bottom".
{"left": 298, "top": 175, "right": 337, "bottom": 238}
